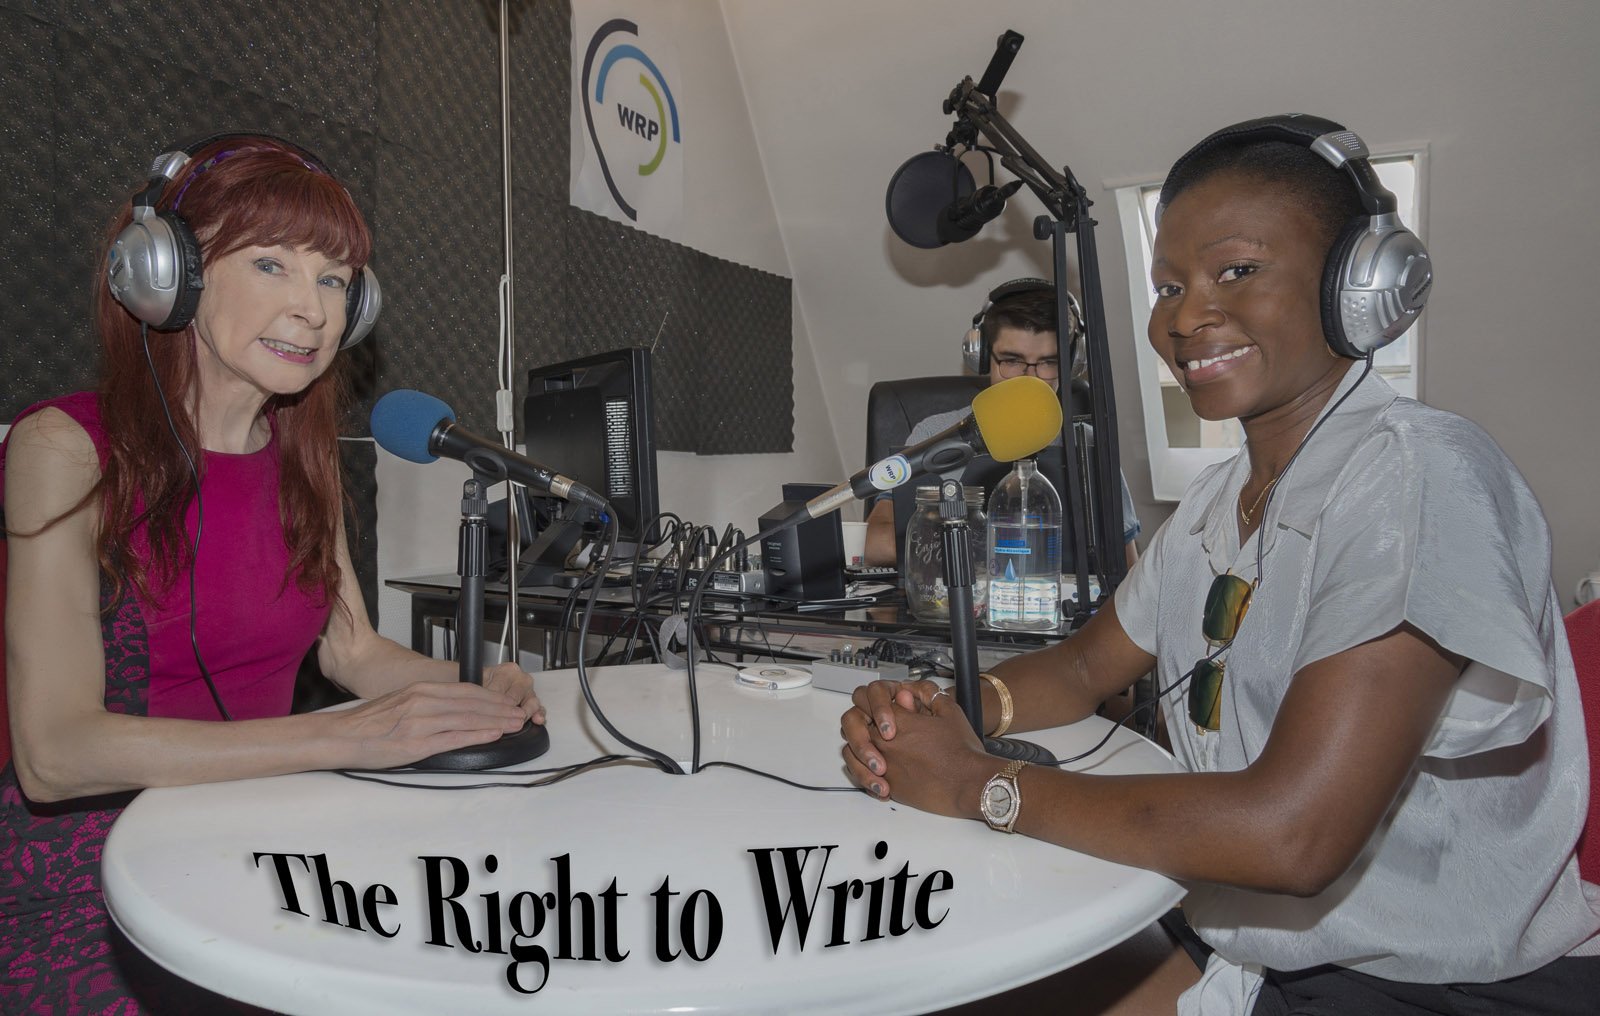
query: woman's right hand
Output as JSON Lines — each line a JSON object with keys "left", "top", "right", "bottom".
{"left": 329, "top": 680, "right": 534, "bottom": 769}
{"left": 840, "top": 678, "right": 945, "bottom": 797}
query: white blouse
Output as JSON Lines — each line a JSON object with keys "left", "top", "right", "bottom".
{"left": 1114, "top": 363, "right": 1599, "bottom": 1011}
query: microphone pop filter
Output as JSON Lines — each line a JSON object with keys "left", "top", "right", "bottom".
{"left": 370, "top": 389, "right": 454, "bottom": 464}
{"left": 970, "top": 376, "right": 1063, "bottom": 462}
{"left": 885, "top": 150, "right": 975, "bottom": 250}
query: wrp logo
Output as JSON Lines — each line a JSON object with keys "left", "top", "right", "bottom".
{"left": 580, "top": 18, "right": 681, "bottom": 222}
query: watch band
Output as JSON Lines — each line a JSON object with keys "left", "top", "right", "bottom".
{"left": 980, "top": 759, "right": 1026, "bottom": 833}
{"left": 980, "top": 672, "right": 1013, "bottom": 737}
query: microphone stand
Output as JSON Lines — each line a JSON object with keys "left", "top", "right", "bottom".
{"left": 940, "top": 38, "right": 1129, "bottom": 620}
{"left": 938, "top": 481, "right": 1055, "bottom": 765}
{"left": 413, "top": 477, "right": 551, "bottom": 770}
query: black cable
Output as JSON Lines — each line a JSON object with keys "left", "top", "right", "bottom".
{"left": 568, "top": 512, "right": 683, "bottom": 774}
{"left": 143, "top": 323, "right": 232, "bottom": 721}
{"left": 696, "top": 760, "right": 861, "bottom": 794}
{"left": 682, "top": 522, "right": 786, "bottom": 773}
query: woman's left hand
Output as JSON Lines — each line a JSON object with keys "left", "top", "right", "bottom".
{"left": 843, "top": 687, "right": 994, "bottom": 819}
{"left": 482, "top": 662, "right": 546, "bottom": 725}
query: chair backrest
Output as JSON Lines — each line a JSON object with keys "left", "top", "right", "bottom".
{"left": 1565, "top": 598, "right": 1600, "bottom": 884}
{"left": 865, "top": 375, "right": 988, "bottom": 468}
{"left": 865, "top": 376, "right": 989, "bottom": 551}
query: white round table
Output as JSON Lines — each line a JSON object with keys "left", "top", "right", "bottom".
{"left": 103, "top": 663, "right": 1183, "bottom": 1015}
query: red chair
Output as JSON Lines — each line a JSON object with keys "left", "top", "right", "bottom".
{"left": 1, "top": 538, "right": 9, "bottom": 769}
{"left": 1565, "top": 597, "right": 1600, "bottom": 884}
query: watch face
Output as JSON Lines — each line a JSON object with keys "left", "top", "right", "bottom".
{"left": 984, "top": 781, "right": 1016, "bottom": 822}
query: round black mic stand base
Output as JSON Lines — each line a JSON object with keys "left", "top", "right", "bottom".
{"left": 983, "top": 735, "right": 1057, "bottom": 765}
{"left": 410, "top": 722, "right": 551, "bottom": 771}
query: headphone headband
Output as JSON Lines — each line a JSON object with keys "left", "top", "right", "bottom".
{"left": 1160, "top": 114, "right": 1397, "bottom": 217}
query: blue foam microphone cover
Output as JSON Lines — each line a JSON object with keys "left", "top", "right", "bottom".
{"left": 370, "top": 389, "right": 455, "bottom": 464}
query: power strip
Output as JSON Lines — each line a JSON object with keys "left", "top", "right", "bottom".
{"left": 810, "top": 655, "right": 910, "bottom": 695}
{"left": 632, "top": 562, "right": 766, "bottom": 595}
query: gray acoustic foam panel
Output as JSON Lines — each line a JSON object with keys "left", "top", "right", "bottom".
{"left": 561, "top": 209, "right": 794, "bottom": 454}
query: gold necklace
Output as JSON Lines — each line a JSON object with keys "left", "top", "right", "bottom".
{"left": 1239, "top": 474, "right": 1278, "bottom": 525}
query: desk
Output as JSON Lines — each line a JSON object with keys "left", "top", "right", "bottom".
{"left": 103, "top": 664, "right": 1182, "bottom": 1015}
{"left": 388, "top": 572, "right": 1082, "bottom": 670}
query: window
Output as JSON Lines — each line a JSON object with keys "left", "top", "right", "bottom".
{"left": 1111, "top": 149, "right": 1427, "bottom": 500}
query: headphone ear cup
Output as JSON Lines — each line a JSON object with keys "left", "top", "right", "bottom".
{"left": 1321, "top": 215, "right": 1432, "bottom": 358}
{"left": 1319, "top": 217, "right": 1369, "bottom": 358}
{"left": 107, "top": 209, "right": 205, "bottom": 331}
{"left": 961, "top": 324, "right": 985, "bottom": 374}
{"left": 340, "top": 265, "right": 381, "bottom": 349}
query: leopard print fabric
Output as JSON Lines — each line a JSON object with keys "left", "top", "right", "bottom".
{"left": 1, "top": 582, "right": 149, "bottom": 1014}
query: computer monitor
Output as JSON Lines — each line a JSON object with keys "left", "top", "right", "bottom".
{"left": 522, "top": 347, "right": 660, "bottom": 550}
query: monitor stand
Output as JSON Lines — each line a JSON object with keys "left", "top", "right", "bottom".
{"left": 484, "top": 502, "right": 590, "bottom": 588}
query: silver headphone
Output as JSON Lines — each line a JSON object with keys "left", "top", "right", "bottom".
{"left": 106, "top": 133, "right": 381, "bottom": 349}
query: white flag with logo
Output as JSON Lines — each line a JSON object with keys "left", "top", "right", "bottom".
{"left": 570, "top": 0, "right": 685, "bottom": 240}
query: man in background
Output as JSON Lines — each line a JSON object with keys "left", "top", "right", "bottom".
{"left": 862, "top": 279, "right": 1141, "bottom": 568}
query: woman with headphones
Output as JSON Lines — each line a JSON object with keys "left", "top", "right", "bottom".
{"left": 842, "top": 116, "right": 1598, "bottom": 1013}
{"left": 1, "top": 135, "right": 545, "bottom": 1011}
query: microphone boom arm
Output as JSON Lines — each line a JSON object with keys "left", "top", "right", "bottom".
{"left": 940, "top": 65, "right": 1131, "bottom": 607}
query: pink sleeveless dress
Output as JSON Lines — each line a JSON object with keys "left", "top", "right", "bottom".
{"left": 1, "top": 392, "right": 331, "bottom": 1014}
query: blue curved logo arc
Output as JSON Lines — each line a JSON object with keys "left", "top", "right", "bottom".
{"left": 594, "top": 44, "right": 680, "bottom": 143}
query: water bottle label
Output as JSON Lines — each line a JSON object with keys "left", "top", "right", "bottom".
{"left": 988, "top": 578, "right": 1060, "bottom": 623}
{"left": 994, "top": 538, "right": 1030, "bottom": 555}
{"left": 868, "top": 454, "right": 911, "bottom": 491}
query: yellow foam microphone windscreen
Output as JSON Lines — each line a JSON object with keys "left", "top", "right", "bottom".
{"left": 970, "top": 375, "right": 1063, "bottom": 462}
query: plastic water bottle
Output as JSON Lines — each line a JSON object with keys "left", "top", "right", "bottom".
{"left": 986, "top": 458, "right": 1062, "bottom": 630}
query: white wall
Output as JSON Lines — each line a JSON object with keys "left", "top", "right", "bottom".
{"left": 721, "top": 0, "right": 1600, "bottom": 608}
{"left": 373, "top": 0, "right": 843, "bottom": 644}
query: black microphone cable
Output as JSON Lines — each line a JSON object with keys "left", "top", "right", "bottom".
{"left": 143, "top": 322, "right": 232, "bottom": 722}
{"left": 568, "top": 510, "right": 684, "bottom": 774}
{"left": 680, "top": 521, "right": 787, "bottom": 773}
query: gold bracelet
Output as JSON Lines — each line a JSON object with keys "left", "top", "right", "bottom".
{"left": 980, "top": 672, "right": 1013, "bottom": 737}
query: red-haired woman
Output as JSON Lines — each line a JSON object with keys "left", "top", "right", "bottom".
{"left": 1, "top": 136, "right": 545, "bottom": 1012}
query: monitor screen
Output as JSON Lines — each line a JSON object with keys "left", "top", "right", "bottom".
{"left": 523, "top": 348, "right": 659, "bottom": 545}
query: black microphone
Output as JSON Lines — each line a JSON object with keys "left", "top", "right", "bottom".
{"left": 370, "top": 390, "right": 609, "bottom": 512}
{"left": 935, "top": 179, "right": 1022, "bottom": 245}
{"left": 886, "top": 149, "right": 977, "bottom": 250}
{"left": 787, "top": 375, "right": 1063, "bottom": 526}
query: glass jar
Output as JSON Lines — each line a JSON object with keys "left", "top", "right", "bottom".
{"left": 902, "top": 484, "right": 988, "bottom": 622}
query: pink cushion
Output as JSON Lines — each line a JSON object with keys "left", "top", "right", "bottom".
{"left": 1565, "top": 598, "right": 1600, "bottom": 883}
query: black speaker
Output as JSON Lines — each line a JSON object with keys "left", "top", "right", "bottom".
{"left": 758, "top": 483, "right": 846, "bottom": 602}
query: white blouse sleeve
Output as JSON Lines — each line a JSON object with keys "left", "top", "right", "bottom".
{"left": 1291, "top": 416, "right": 1558, "bottom": 758}
{"left": 1112, "top": 514, "right": 1170, "bottom": 658}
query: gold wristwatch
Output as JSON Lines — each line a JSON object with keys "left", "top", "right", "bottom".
{"left": 980, "top": 760, "right": 1026, "bottom": 833}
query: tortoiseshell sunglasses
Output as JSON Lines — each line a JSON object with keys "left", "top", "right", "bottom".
{"left": 1188, "top": 571, "right": 1255, "bottom": 733}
